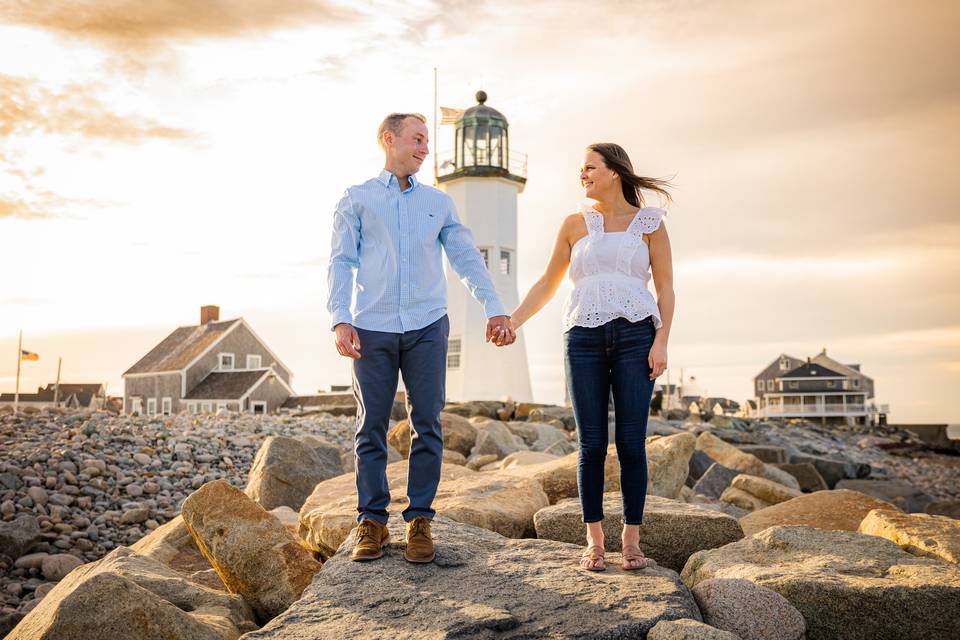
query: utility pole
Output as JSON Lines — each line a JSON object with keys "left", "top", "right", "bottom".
{"left": 53, "top": 357, "right": 62, "bottom": 407}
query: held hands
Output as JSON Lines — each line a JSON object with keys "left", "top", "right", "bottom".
{"left": 487, "top": 315, "right": 516, "bottom": 347}
{"left": 648, "top": 339, "right": 667, "bottom": 380}
{"left": 334, "top": 323, "right": 362, "bottom": 359}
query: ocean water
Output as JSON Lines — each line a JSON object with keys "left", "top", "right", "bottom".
{"left": 949, "top": 424, "right": 960, "bottom": 440}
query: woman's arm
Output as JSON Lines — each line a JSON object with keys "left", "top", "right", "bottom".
{"left": 510, "top": 214, "right": 579, "bottom": 329}
{"left": 647, "top": 222, "right": 674, "bottom": 379}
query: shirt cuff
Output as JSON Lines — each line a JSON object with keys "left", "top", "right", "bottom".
{"left": 483, "top": 299, "right": 507, "bottom": 319}
{"left": 330, "top": 310, "right": 353, "bottom": 331}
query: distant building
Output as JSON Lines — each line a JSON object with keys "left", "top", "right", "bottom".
{"left": 0, "top": 382, "right": 107, "bottom": 411}
{"left": 702, "top": 397, "right": 740, "bottom": 416}
{"left": 754, "top": 349, "right": 888, "bottom": 425}
{"left": 122, "top": 305, "right": 294, "bottom": 416}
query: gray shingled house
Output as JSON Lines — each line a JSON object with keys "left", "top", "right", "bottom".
{"left": 122, "top": 306, "right": 294, "bottom": 415}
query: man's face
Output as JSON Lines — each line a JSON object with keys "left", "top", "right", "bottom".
{"left": 386, "top": 117, "right": 429, "bottom": 175}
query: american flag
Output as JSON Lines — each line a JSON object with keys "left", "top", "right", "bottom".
{"left": 439, "top": 106, "right": 463, "bottom": 125}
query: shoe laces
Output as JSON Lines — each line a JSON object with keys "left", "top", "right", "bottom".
{"left": 410, "top": 518, "right": 430, "bottom": 540}
{"left": 356, "top": 520, "right": 380, "bottom": 545}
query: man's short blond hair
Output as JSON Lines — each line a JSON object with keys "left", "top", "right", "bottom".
{"left": 377, "top": 112, "right": 427, "bottom": 149}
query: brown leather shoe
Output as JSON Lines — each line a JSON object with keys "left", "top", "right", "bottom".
{"left": 351, "top": 519, "right": 390, "bottom": 561}
{"left": 403, "top": 516, "right": 435, "bottom": 563}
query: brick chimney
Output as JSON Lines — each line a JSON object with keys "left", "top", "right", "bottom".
{"left": 200, "top": 305, "right": 220, "bottom": 325}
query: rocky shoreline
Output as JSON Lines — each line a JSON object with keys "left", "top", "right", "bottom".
{"left": 1, "top": 405, "right": 958, "bottom": 638}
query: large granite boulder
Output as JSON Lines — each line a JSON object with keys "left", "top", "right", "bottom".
{"left": 501, "top": 434, "right": 693, "bottom": 505}
{"left": 737, "top": 445, "right": 786, "bottom": 464}
{"left": 835, "top": 479, "right": 934, "bottom": 513}
{"left": 788, "top": 453, "right": 870, "bottom": 488}
{"left": 691, "top": 577, "right": 806, "bottom": 640}
{"left": 686, "top": 449, "right": 716, "bottom": 486}
{"left": 859, "top": 508, "right": 960, "bottom": 564}
{"left": 298, "top": 461, "right": 547, "bottom": 555}
{"left": 242, "top": 516, "right": 702, "bottom": 639}
{"left": 469, "top": 418, "right": 528, "bottom": 459}
{"left": 504, "top": 420, "right": 574, "bottom": 455}
{"left": 500, "top": 446, "right": 620, "bottom": 504}
{"left": 773, "top": 462, "right": 828, "bottom": 492}
{"left": 647, "top": 433, "right": 697, "bottom": 499}
{"left": 730, "top": 474, "right": 802, "bottom": 505}
{"left": 696, "top": 433, "right": 799, "bottom": 490}
{"left": 696, "top": 432, "right": 765, "bottom": 476}
{"left": 7, "top": 546, "right": 256, "bottom": 639}
{"left": 648, "top": 618, "right": 740, "bottom": 640}
{"left": 498, "top": 450, "right": 560, "bottom": 469}
{"left": 719, "top": 487, "right": 770, "bottom": 512}
{"left": 693, "top": 463, "right": 740, "bottom": 499}
{"left": 682, "top": 525, "right": 960, "bottom": 640}
{"left": 533, "top": 494, "right": 743, "bottom": 572}
{"left": 244, "top": 436, "right": 342, "bottom": 511}
{"left": 182, "top": 479, "right": 322, "bottom": 624}
{"left": 387, "top": 412, "right": 478, "bottom": 458}
{"left": 739, "top": 489, "right": 899, "bottom": 537}
{"left": 128, "top": 515, "right": 219, "bottom": 588}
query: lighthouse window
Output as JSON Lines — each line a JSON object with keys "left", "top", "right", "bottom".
{"left": 490, "top": 128, "right": 502, "bottom": 167}
{"left": 464, "top": 125, "right": 476, "bottom": 166}
{"left": 500, "top": 250, "right": 511, "bottom": 275}
{"left": 478, "top": 247, "right": 490, "bottom": 270}
{"left": 447, "top": 338, "right": 462, "bottom": 370}
{"left": 475, "top": 125, "right": 489, "bottom": 165}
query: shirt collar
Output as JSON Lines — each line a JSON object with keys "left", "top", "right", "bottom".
{"left": 377, "top": 169, "right": 418, "bottom": 192}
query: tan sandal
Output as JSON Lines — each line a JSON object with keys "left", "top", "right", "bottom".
{"left": 621, "top": 544, "right": 649, "bottom": 570}
{"left": 579, "top": 545, "right": 606, "bottom": 572}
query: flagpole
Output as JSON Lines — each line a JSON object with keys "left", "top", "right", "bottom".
{"left": 14, "top": 329, "right": 22, "bottom": 414}
{"left": 54, "top": 356, "right": 62, "bottom": 408}
{"left": 433, "top": 67, "right": 439, "bottom": 186}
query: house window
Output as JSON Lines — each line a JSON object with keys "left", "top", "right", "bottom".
{"left": 788, "top": 381, "right": 798, "bottom": 389}
{"left": 201, "top": 402, "right": 212, "bottom": 413}
{"left": 500, "top": 249, "right": 511, "bottom": 275}
{"left": 217, "top": 402, "right": 228, "bottom": 412}
{"left": 247, "top": 354, "right": 262, "bottom": 369}
{"left": 853, "top": 379, "right": 860, "bottom": 388}
{"left": 478, "top": 247, "right": 490, "bottom": 270}
{"left": 130, "top": 398, "right": 142, "bottom": 415}
{"left": 766, "top": 380, "right": 774, "bottom": 391}
{"left": 146, "top": 398, "right": 157, "bottom": 416}
{"left": 251, "top": 401, "right": 267, "bottom": 415}
{"left": 219, "top": 353, "right": 234, "bottom": 370}
{"left": 756, "top": 380, "right": 764, "bottom": 391}
{"left": 827, "top": 381, "right": 835, "bottom": 388}
{"left": 447, "top": 337, "right": 462, "bottom": 370}
{"left": 187, "top": 402, "right": 197, "bottom": 414}
{"left": 779, "top": 358, "right": 790, "bottom": 371}
{"left": 161, "top": 397, "right": 172, "bottom": 416}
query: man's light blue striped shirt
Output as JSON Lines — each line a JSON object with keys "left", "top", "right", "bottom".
{"left": 327, "top": 169, "right": 506, "bottom": 333}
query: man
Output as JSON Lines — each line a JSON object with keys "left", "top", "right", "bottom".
{"left": 327, "top": 112, "right": 515, "bottom": 564}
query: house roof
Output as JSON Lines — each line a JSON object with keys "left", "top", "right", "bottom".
{"left": 124, "top": 319, "right": 241, "bottom": 375}
{"left": 811, "top": 352, "right": 870, "bottom": 381}
{"left": 183, "top": 370, "right": 270, "bottom": 400}
{"left": 0, "top": 392, "right": 54, "bottom": 402}
{"left": 781, "top": 362, "right": 845, "bottom": 378}
{"left": 40, "top": 383, "right": 105, "bottom": 395}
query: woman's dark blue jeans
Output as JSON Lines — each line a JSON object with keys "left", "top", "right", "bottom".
{"left": 564, "top": 316, "right": 657, "bottom": 525}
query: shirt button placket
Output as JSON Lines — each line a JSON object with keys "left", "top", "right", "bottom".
{"left": 398, "top": 193, "right": 409, "bottom": 330}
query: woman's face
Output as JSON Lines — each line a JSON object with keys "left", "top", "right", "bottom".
{"left": 580, "top": 150, "right": 618, "bottom": 200}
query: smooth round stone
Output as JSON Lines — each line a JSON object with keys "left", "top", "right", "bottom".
{"left": 142, "top": 482, "right": 160, "bottom": 494}
{"left": 0, "top": 500, "right": 15, "bottom": 516}
{"left": 125, "top": 484, "right": 144, "bottom": 497}
{"left": 27, "top": 487, "right": 47, "bottom": 506}
{"left": 132, "top": 453, "right": 151, "bottom": 466}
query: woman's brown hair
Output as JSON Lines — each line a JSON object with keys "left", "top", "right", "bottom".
{"left": 587, "top": 142, "right": 673, "bottom": 207}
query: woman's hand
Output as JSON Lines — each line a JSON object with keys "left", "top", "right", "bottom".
{"left": 494, "top": 318, "right": 518, "bottom": 347}
{"left": 648, "top": 339, "right": 667, "bottom": 379}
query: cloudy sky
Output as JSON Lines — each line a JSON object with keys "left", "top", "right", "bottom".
{"left": 1, "top": 0, "right": 958, "bottom": 423}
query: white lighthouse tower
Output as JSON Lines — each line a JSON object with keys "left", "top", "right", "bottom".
{"left": 438, "top": 91, "right": 533, "bottom": 403}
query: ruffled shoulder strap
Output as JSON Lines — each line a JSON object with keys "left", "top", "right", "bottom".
{"left": 578, "top": 204, "right": 605, "bottom": 236}
{"left": 629, "top": 207, "right": 666, "bottom": 236}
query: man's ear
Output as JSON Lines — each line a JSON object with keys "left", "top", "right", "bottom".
{"left": 382, "top": 130, "right": 393, "bottom": 148}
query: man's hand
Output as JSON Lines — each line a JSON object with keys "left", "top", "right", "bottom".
{"left": 487, "top": 315, "right": 516, "bottom": 347}
{"left": 334, "top": 323, "right": 362, "bottom": 359}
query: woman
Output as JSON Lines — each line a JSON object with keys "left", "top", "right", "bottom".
{"left": 496, "top": 143, "right": 674, "bottom": 571}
